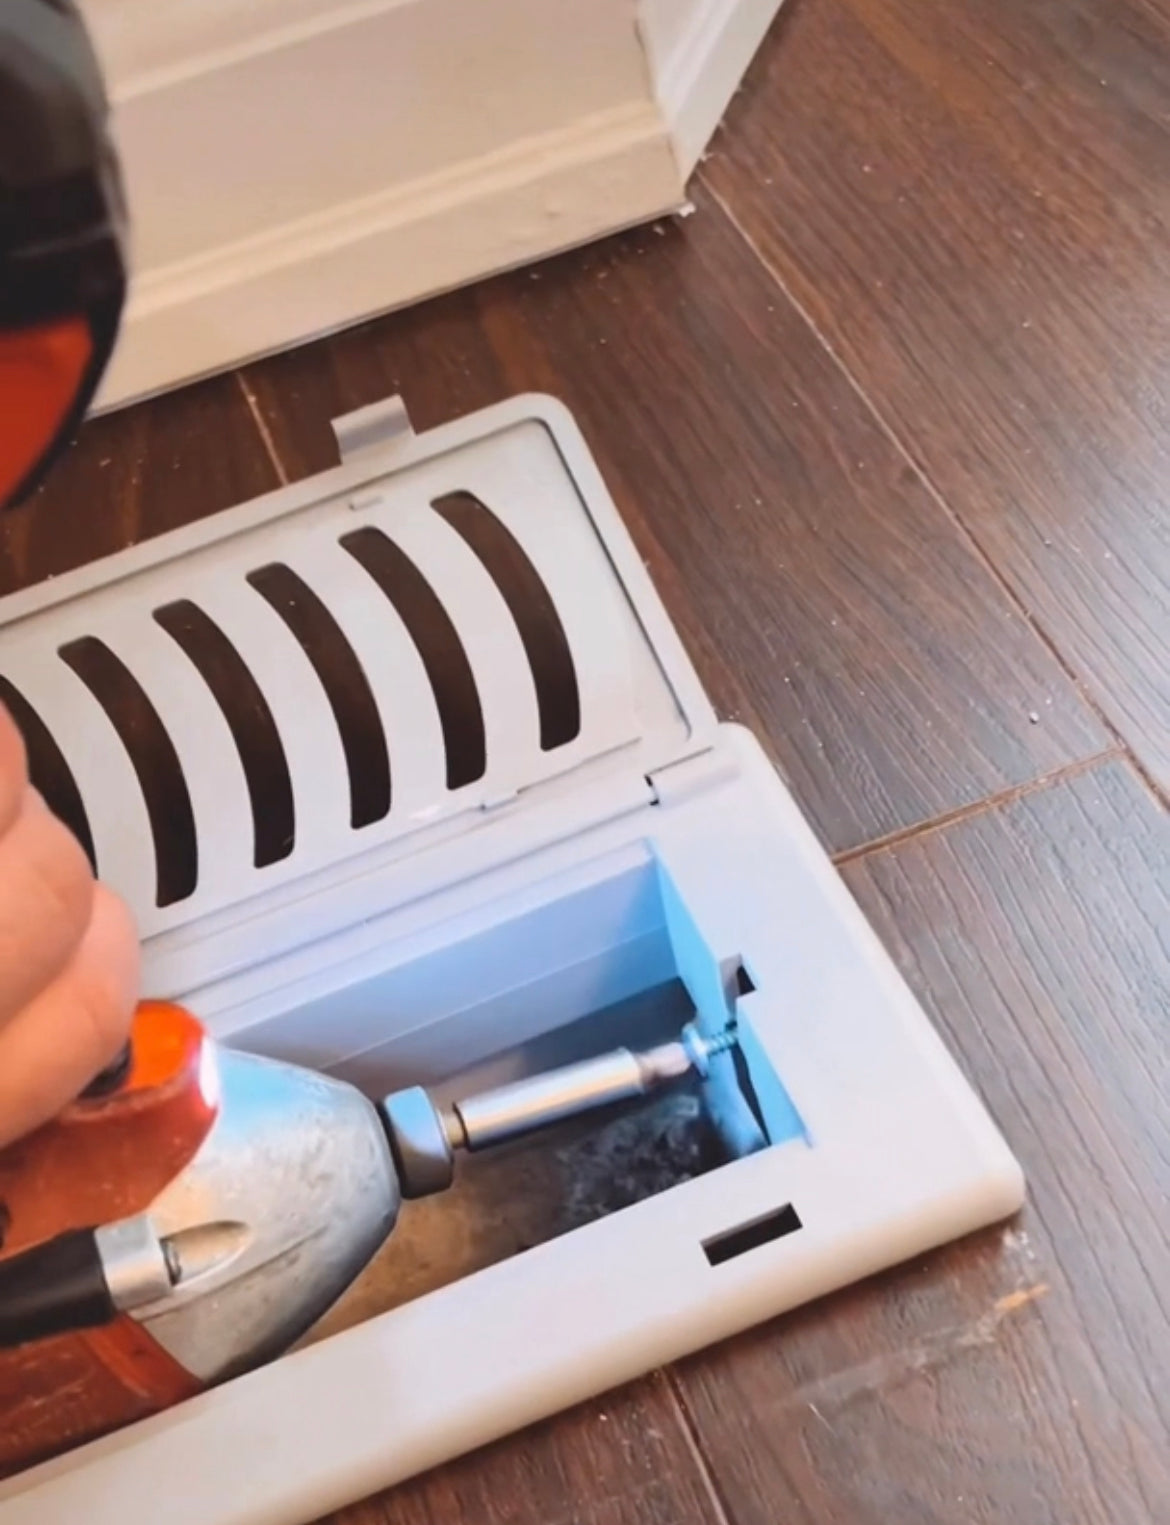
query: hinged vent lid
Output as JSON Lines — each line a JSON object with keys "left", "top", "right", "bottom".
{"left": 0, "top": 395, "right": 715, "bottom": 945}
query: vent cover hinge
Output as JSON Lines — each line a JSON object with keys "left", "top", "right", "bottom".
{"left": 645, "top": 746, "right": 731, "bottom": 808}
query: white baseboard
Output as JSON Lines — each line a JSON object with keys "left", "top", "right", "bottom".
{"left": 89, "top": 0, "right": 781, "bottom": 410}
{"left": 99, "top": 104, "right": 682, "bottom": 409}
{"left": 640, "top": 0, "right": 788, "bottom": 175}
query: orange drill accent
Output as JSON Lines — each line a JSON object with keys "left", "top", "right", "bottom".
{"left": 0, "top": 316, "right": 93, "bottom": 509}
{"left": 0, "top": 1001, "right": 219, "bottom": 1479}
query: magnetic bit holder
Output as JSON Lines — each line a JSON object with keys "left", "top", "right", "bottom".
{"left": 379, "top": 1022, "right": 736, "bottom": 1200}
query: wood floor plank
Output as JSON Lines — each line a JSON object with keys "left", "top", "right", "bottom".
{"left": 701, "top": 0, "right": 1170, "bottom": 794}
{"left": 240, "top": 196, "right": 1104, "bottom": 853}
{"left": 324, "top": 1376, "right": 721, "bottom": 1525}
{"left": 0, "top": 374, "right": 280, "bottom": 598}
{"left": 674, "top": 759, "right": 1170, "bottom": 1525}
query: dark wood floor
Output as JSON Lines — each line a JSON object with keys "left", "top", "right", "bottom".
{"left": 3, "top": 0, "right": 1168, "bottom": 1520}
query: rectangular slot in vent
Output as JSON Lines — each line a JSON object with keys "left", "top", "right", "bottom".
{"left": 702, "top": 1204, "right": 803, "bottom": 1266}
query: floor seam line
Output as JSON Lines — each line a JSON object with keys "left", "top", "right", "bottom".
{"left": 235, "top": 371, "right": 291, "bottom": 486}
{"left": 832, "top": 748, "right": 1125, "bottom": 863}
{"left": 660, "top": 1370, "right": 739, "bottom": 1525}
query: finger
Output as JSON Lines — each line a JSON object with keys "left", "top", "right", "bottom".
{"left": 0, "top": 886, "right": 140, "bottom": 1149}
{"left": 0, "top": 704, "right": 28, "bottom": 838}
{"left": 0, "top": 787, "right": 96, "bottom": 1025}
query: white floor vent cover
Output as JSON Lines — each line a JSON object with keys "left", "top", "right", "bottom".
{"left": 0, "top": 394, "right": 1024, "bottom": 1525}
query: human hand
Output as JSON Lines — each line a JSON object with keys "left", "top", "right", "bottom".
{"left": 0, "top": 705, "right": 140, "bottom": 1149}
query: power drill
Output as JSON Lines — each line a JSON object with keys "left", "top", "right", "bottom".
{"left": 0, "top": 2, "right": 737, "bottom": 1478}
